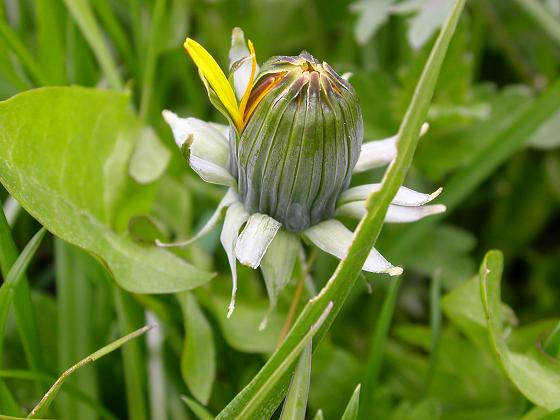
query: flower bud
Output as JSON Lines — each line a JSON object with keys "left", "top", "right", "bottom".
{"left": 234, "top": 53, "right": 363, "bottom": 231}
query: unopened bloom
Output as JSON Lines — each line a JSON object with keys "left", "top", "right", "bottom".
{"left": 161, "top": 28, "right": 445, "bottom": 320}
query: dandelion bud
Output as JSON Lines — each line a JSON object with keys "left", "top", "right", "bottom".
{"left": 235, "top": 53, "right": 363, "bottom": 231}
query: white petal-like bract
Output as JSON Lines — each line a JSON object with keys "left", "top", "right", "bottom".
{"left": 156, "top": 189, "right": 237, "bottom": 248}
{"left": 338, "top": 184, "right": 442, "bottom": 207}
{"left": 235, "top": 213, "right": 281, "bottom": 269}
{"left": 260, "top": 230, "right": 300, "bottom": 306}
{"left": 162, "top": 110, "right": 235, "bottom": 186}
{"left": 337, "top": 201, "right": 446, "bottom": 223}
{"left": 229, "top": 27, "right": 259, "bottom": 100}
{"left": 303, "top": 219, "right": 402, "bottom": 275}
{"left": 220, "top": 202, "right": 250, "bottom": 318}
{"left": 354, "top": 122, "right": 429, "bottom": 173}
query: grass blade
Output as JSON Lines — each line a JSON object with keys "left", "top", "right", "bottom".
{"left": 513, "top": 0, "right": 560, "bottom": 46}
{"left": 55, "top": 239, "right": 99, "bottom": 420}
{"left": 34, "top": 0, "right": 67, "bottom": 84}
{"left": 139, "top": 0, "right": 167, "bottom": 120}
{"left": 181, "top": 396, "right": 214, "bottom": 420}
{"left": 0, "top": 369, "right": 118, "bottom": 420}
{"left": 279, "top": 342, "right": 312, "bottom": 420}
{"left": 341, "top": 384, "right": 361, "bottom": 420}
{"left": 0, "top": 19, "right": 48, "bottom": 86}
{"left": 216, "top": 1, "right": 466, "bottom": 417}
{"left": 62, "top": 0, "right": 123, "bottom": 89}
{"left": 114, "top": 288, "right": 149, "bottom": 420}
{"left": 91, "top": 0, "right": 134, "bottom": 68}
{"left": 0, "top": 225, "right": 46, "bottom": 364}
{"left": 28, "top": 323, "right": 155, "bottom": 418}
{"left": 360, "top": 277, "right": 401, "bottom": 418}
{"left": 180, "top": 292, "right": 216, "bottom": 405}
{"left": 0, "top": 209, "right": 46, "bottom": 399}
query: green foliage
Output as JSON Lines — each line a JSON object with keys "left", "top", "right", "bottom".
{"left": 0, "top": 87, "right": 212, "bottom": 294}
{"left": 0, "top": 0, "right": 560, "bottom": 418}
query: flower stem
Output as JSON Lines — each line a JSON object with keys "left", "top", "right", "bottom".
{"left": 276, "top": 249, "right": 318, "bottom": 348}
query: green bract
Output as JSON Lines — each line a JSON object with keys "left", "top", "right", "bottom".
{"left": 235, "top": 53, "right": 363, "bottom": 231}
{"left": 163, "top": 28, "right": 446, "bottom": 317}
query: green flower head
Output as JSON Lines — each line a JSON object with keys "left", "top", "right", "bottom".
{"left": 162, "top": 28, "right": 445, "bottom": 322}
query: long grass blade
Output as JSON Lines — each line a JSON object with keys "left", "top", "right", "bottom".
{"left": 0, "top": 19, "right": 48, "bottom": 85}
{"left": 359, "top": 277, "right": 401, "bottom": 418}
{"left": 513, "top": 0, "right": 560, "bottom": 46}
{"left": 28, "top": 324, "right": 155, "bottom": 418}
{"left": 55, "top": 239, "right": 99, "bottom": 420}
{"left": 0, "top": 210, "right": 46, "bottom": 402}
{"left": 139, "top": 0, "right": 167, "bottom": 120}
{"left": 62, "top": 0, "right": 123, "bottom": 89}
{"left": 114, "top": 288, "right": 149, "bottom": 420}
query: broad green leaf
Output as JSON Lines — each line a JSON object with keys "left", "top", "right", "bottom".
{"left": 128, "top": 126, "right": 171, "bottom": 184}
{"left": 392, "top": 324, "right": 517, "bottom": 408}
{"left": 479, "top": 250, "right": 560, "bottom": 411}
{"left": 280, "top": 342, "right": 312, "bottom": 420}
{"left": 217, "top": 1, "right": 467, "bottom": 417}
{"left": 398, "top": 224, "right": 475, "bottom": 289}
{"left": 205, "top": 294, "right": 284, "bottom": 354}
{"left": 180, "top": 292, "right": 216, "bottom": 405}
{"left": 341, "top": 384, "right": 361, "bottom": 420}
{"left": 441, "top": 275, "right": 516, "bottom": 350}
{"left": 0, "top": 87, "right": 213, "bottom": 293}
{"left": 309, "top": 343, "right": 361, "bottom": 419}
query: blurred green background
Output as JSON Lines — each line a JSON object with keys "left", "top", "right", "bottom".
{"left": 1, "top": 0, "right": 560, "bottom": 419}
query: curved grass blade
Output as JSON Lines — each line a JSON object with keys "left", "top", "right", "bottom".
{"left": 0, "top": 369, "right": 118, "bottom": 420}
{"left": 216, "top": 0, "right": 467, "bottom": 417}
{"left": 28, "top": 324, "right": 155, "bottom": 418}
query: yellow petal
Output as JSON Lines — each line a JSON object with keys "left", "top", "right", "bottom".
{"left": 184, "top": 38, "right": 243, "bottom": 130}
{"left": 238, "top": 40, "right": 257, "bottom": 120}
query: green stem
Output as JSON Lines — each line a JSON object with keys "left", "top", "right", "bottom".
{"left": 216, "top": 0, "right": 467, "bottom": 417}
